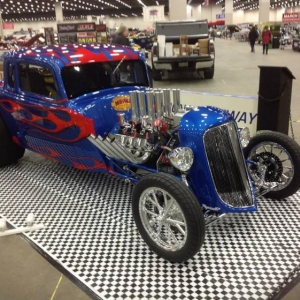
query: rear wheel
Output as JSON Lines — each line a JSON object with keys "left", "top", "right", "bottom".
{"left": 0, "top": 117, "right": 25, "bottom": 167}
{"left": 132, "top": 173, "right": 205, "bottom": 262}
{"left": 203, "top": 64, "right": 215, "bottom": 79}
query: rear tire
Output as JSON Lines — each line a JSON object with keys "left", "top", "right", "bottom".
{"left": 0, "top": 117, "right": 25, "bottom": 167}
{"left": 203, "top": 64, "right": 215, "bottom": 79}
{"left": 244, "top": 131, "right": 300, "bottom": 199}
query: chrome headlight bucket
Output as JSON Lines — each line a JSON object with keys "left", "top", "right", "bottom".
{"left": 168, "top": 147, "right": 194, "bottom": 172}
{"left": 239, "top": 127, "right": 250, "bottom": 148}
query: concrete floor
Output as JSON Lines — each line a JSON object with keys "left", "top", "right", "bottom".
{"left": 0, "top": 38, "right": 299, "bottom": 299}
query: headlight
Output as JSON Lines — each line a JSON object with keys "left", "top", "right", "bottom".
{"left": 239, "top": 127, "right": 250, "bottom": 148}
{"left": 168, "top": 147, "right": 194, "bottom": 172}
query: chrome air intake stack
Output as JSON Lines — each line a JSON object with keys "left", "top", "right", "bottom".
{"left": 155, "top": 91, "right": 164, "bottom": 118}
{"left": 129, "top": 90, "right": 139, "bottom": 123}
{"left": 172, "top": 89, "right": 181, "bottom": 114}
{"left": 146, "top": 90, "right": 155, "bottom": 124}
{"left": 163, "top": 89, "right": 172, "bottom": 116}
{"left": 129, "top": 88, "right": 182, "bottom": 127}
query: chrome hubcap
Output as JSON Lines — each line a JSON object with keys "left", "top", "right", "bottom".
{"left": 139, "top": 187, "right": 188, "bottom": 251}
{"left": 248, "top": 142, "right": 294, "bottom": 191}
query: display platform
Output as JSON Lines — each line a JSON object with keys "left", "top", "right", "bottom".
{"left": 1, "top": 151, "right": 299, "bottom": 300}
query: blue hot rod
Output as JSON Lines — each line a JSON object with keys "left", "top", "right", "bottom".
{"left": 0, "top": 44, "right": 299, "bottom": 262}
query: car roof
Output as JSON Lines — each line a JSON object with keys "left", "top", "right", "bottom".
{"left": 5, "top": 43, "right": 141, "bottom": 68}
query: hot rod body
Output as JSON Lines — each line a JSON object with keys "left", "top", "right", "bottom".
{"left": 1, "top": 44, "right": 299, "bottom": 262}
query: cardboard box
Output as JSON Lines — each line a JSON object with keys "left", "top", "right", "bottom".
{"left": 200, "top": 47, "right": 208, "bottom": 55}
{"left": 173, "top": 44, "right": 181, "bottom": 56}
{"left": 198, "top": 38, "right": 209, "bottom": 48}
{"left": 181, "top": 44, "right": 188, "bottom": 56}
{"left": 159, "top": 45, "right": 165, "bottom": 57}
{"left": 180, "top": 35, "right": 188, "bottom": 44}
{"left": 191, "top": 47, "right": 200, "bottom": 56}
{"left": 165, "top": 42, "right": 173, "bottom": 57}
{"left": 180, "top": 35, "right": 188, "bottom": 56}
{"left": 157, "top": 35, "right": 166, "bottom": 46}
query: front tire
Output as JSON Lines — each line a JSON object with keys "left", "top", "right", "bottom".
{"left": 244, "top": 131, "right": 300, "bottom": 199}
{"left": 132, "top": 173, "right": 205, "bottom": 262}
{"left": 0, "top": 117, "right": 25, "bottom": 167}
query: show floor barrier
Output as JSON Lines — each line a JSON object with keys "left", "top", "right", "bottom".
{"left": 1, "top": 151, "right": 299, "bottom": 300}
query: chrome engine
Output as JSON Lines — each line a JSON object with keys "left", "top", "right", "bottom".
{"left": 88, "top": 89, "right": 187, "bottom": 164}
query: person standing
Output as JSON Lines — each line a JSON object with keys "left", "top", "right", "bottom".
{"left": 248, "top": 26, "right": 258, "bottom": 52}
{"left": 262, "top": 25, "right": 272, "bottom": 55}
{"left": 112, "top": 25, "right": 130, "bottom": 46}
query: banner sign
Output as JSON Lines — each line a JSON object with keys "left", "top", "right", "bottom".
{"left": 282, "top": 13, "right": 300, "bottom": 23}
{"left": 2, "top": 22, "right": 14, "bottom": 30}
{"left": 180, "top": 91, "right": 258, "bottom": 135}
{"left": 143, "top": 5, "right": 165, "bottom": 21}
{"left": 57, "top": 24, "right": 76, "bottom": 33}
{"left": 77, "top": 32, "right": 97, "bottom": 44}
{"left": 216, "top": 14, "right": 225, "bottom": 20}
{"left": 57, "top": 23, "right": 95, "bottom": 33}
{"left": 77, "top": 23, "right": 95, "bottom": 32}
{"left": 96, "top": 24, "right": 107, "bottom": 32}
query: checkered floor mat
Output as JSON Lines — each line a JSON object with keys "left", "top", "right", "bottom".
{"left": 1, "top": 151, "right": 299, "bottom": 300}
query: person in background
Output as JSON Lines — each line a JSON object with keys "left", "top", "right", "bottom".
{"left": 211, "top": 28, "right": 216, "bottom": 41}
{"left": 112, "top": 25, "right": 130, "bottom": 47}
{"left": 248, "top": 26, "right": 258, "bottom": 52}
{"left": 262, "top": 25, "right": 272, "bottom": 55}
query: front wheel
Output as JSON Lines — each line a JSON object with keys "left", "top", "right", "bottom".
{"left": 244, "top": 131, "right": 300, "bottom": 199}
{"left": 132, "top": 173, "right": 205, "bottom": 262}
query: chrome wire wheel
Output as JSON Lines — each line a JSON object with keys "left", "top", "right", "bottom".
{"left": 139, "top": 187, "right": 188, "bottom": 251}
{"left": 248, "top": 141, "right": 294, "bottom": 191}
{"left": 133, "top": 173, "right": 205, "bottom": 262}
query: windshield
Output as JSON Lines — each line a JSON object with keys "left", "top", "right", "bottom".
{"left": 61, "top": 60, "right": 149, "bottom": 99}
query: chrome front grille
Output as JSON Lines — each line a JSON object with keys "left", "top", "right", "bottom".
{"left": 203, "top": 122, "right": 254, "bottom": 208}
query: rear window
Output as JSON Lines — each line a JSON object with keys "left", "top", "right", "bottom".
{"left": 61, "top": 60, "right": 149, "bottom": 99}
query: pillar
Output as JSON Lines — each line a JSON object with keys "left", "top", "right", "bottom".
{"left": 169, "top": 0, "right": 187, "bottom": 21}
{"left": 55, "top": 2, "right": 63, "bottom": 23}
{"left": 0, "top": 13, "right": 3, "bottom": 39}
{"left": 87, "top": 15, "right": 93, "bottom": 22}
{"left": 259, "top": 0, "right": 270, "bottom": 24}
{"left": 225, "top": 0, "right": 233, "bottom": 25}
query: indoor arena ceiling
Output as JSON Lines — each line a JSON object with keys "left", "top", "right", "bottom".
{"left": 0, "top": 0, "right": 299, "bottom": 22}
{"left": 0, "top": 0, "right": 171, "bottom": 21}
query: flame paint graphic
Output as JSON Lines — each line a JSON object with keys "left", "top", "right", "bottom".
{"left": 26, "top": 143, "right": 115, "bottom": 174}
{"left": 0, "top": 99, "right": 95, "bottom": 142}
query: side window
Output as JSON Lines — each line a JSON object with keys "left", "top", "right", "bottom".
{"left": 19, "top": 63, "right": 59, "bottom": 99}
{"left": 7, "top": 63, "right": 15, "bottom": 88}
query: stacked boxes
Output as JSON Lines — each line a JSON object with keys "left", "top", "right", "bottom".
{"left": 155, "top": 35, "right": 210, "bottom": 57}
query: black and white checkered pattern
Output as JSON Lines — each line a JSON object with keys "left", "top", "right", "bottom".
{"left": 1, "top": 151, "right": 299, "bottom": 300}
